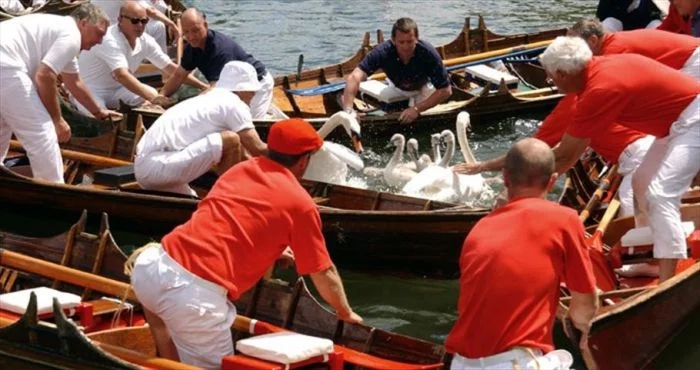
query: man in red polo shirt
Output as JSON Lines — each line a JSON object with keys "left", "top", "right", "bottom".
{"left": 540, "top": 36, "right": 700, "bottom": 283}
{"left": 129, "top": 118, "right": 363, "bottom": 369}
{"left": 454, "top": 94, "right": 651, "bottom": 217}
{"left": 569, "top": 18, "right": 700, "bottom": 80}
{"left": 446, "top": 138, "right": 598, "bottom": 370}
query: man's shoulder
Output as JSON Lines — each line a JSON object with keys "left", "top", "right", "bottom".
{"left": 415, "top": 39, "right": 442, "bottom": 60}
{"left": 209, "top": 29, "right": 239, "bottom": 49}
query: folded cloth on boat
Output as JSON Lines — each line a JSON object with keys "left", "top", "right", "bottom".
{"left": 0, "top": 287, "right": 81, "bottom": 315}
{"left": 235, "top": 331, "right": 334, "bottom": 364}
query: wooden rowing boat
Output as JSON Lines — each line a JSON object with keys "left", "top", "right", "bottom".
{"left": 0, "top": 221, "right": 447, "bottom": 369}
{"left": 559, "top": 203, "right": 700, "bottom": 370}
{"left": 2, "top": 142, "right": 490, "bottom": 278}
{"left": 271, "top": 16, "right": 565, "bottom": 131}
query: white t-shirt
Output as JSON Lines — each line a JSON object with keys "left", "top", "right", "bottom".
{"left": 0, "top": 14, "right": 80, "bottom": 76}
{"left": 136, "top": 88, "right": 255, "bottom": 155}
{"left": 78, "top": 24, "right": 171, "bottom": 91}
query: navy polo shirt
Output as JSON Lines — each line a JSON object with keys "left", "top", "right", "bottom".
{"left": 358, "top": 39, "right": 449, "bottom": 92}
{"left": 181, "top": 29, "right": 267, "bottom": 82}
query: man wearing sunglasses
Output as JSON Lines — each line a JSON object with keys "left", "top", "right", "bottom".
{"left": 159, "top": 8, "right": 274, "bottom": 119}
{"left": 73, "top": 1, "right": 203, "bottom": 115}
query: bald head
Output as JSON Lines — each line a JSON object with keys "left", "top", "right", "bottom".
{"left": 504, "top": 138, "right": 555, "bottom": 191}
{"left": 181, "top": 7, "right": 206, "bottom": 25}
{"left": 120, "top": 0, "right": 147, "bottom": 18}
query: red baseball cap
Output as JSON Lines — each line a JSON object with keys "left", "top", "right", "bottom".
{"left": 267, "top": 118, "right": 323, "bottom": 155}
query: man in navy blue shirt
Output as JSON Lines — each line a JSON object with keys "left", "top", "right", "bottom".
{"left": 342, "top": 17, "right": 451, "bottom": 124}
{"left": 160, "top": 8, "right": 274, "bottom": 118}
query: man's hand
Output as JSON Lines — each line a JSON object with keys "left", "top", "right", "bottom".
{"left": 398, "top": 106, "right": 420, "bottom": 124}
{"left": 338, "top": 309, "right": 363, "bottom": 324}
{"left": 151, "top": 94, "right": 176, "bottom": 108}
{"left": 277, "top": 246, "right": 295, "bottom": 269}
{"left": 54, "top": 118, "right": 71, "bottom": 143}
{"left": 94, "top": 109, "right": 123, "bottom": 121}
{"left": 167, "top": 22, "right": 181, "bottom": 44}
{"left": 453, "top": 162, "right": 483, "bottom": 175}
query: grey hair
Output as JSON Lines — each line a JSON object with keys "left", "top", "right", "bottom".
{"left": 70, "top": 3, "right": 109, "bottom": 26}
{"left": 569, "top": 18, "right": 605, "bottom": 39}
{"left": 539, "top": 36, "right": 592, "bottom": 74}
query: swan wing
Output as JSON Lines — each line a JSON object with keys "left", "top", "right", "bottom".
{"left": 322, "top": 141, "right": 364, "bottom": 170}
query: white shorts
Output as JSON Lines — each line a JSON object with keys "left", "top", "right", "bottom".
{"left": 385, "top": 78, "right": 436, "bottom": 107}
{"left": 134, "top": 132, "right": 222, "bottom": 195}
{"left": 71, "top": 84, "right": 158, "bottom": 116}
{"left": 249, "top": 72, "right": 274, "bottom": 119}
{"left": 130, "top": 243, "right": 236, "bottom": 370}
{"left": 617, "top": 135, "right": 654, "bottom": 217}
{"left": 0, "top": 70, "right": 63, "bottom": 183}
{"left": 633, "top": 96, "right": 700, "bottom": 258}
{"left": 451, "top": 348, "right": 573, "bottom": 370}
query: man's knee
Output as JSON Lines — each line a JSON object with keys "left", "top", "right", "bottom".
{"left": 220, "top": 131, "right": 241, "bottom": 149}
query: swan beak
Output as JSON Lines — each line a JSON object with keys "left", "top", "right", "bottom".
{"left": 351, "top": 132, "right": 363, "bottom": 153}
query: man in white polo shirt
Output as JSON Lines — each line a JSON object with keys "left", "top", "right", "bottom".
{"left": 73, "top": 1, "right": 195, "bottom": 114}
{"left": 0, "top": 3, "right": 121, "bottom": 183}
{"left": 134, "top": 61, "right": 268, "bottom": 196}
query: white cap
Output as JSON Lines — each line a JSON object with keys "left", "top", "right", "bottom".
{"left": 216, "top": 61, "right": 262, "bottom": 92}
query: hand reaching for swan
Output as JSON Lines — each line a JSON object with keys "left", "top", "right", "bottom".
{"left": 453, "top": 161, "right": 483, "bottom": 175}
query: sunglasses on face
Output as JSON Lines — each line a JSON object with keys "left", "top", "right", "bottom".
{"left": 120, "top": 14, "right": 149, "bottom": 25}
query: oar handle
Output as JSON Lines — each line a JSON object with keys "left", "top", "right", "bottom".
{"left": 596, "top": 198, "right": 620, "bottom": 235}
{"left": 579, "top": 165, "right": 619, "bottom": 224}
{"left": 0, "top": 249, "right": 137, "bottom": 301}
{"left": 10, "top": 140, "right": 131, "bottom": 168}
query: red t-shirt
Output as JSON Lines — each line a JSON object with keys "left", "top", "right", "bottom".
{"left": 601, "top": 29, "right": 699, "bottom": 70}
{"left": 568, "top": 55, "right": 699, "bottom": 139}
{"left": 657, "top": 6, "right": 692, "bottom": 35}
{"left": 535, "top": 94, "right": 647, "bottom": 163}
{"left": 163, "top": 157, "right": 332, "bottom": 300}
{"left": 445, "top": 197, "right": 596, "bottom": 357}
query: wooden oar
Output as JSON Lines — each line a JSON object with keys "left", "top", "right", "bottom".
{"left": 175, "top": 17, "right": 183, "bottom": 65}
{"left": 586, "top": 198, "right": 621, "bottom": 293}
{"left": 0, "top": 249, "right": 441, "bottom": 370}
{"left": 579, "top": 164, "right": 619, "bottom": 224}
{"left": 9, "top": 140, "right": 131, "bottom": 168}
{"left": 287, "top": 40, "right": 552, "bottom": 96}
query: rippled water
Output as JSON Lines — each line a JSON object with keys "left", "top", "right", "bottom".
{"left": 4, "top": 1, "right": 698, "bottom": 368}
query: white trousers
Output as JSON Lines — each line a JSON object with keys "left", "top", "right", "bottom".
{"left": 633, "top": 96, "right": 700, "bottom": 259}
{"left": 0, "top": 70, "right": 63, "bottom": 183}
{"left": 71, "top": 84, "right": 159, "bottom": 116}
{"left": 451, "top": 348, "right": 573, "bottom": 370}
{"left": 131, "top": 243, "right": 236, "bottom": 370}
{"left": 385, "top": 78, "right": 436, "bottom": 107}
{"left": 617, "top": 135, "right": 655, "bottom": 217}
{"left": 146, "top": 20, "right": 168, "bottom": 53}
{"left": 250, "top": 72, "right": 274, "bottom": 119}
{"left": 682, "top": 47, "right": 700, "bottom": 81}
{"left": 134, "top": 132, "right": 222, "bottom": 196}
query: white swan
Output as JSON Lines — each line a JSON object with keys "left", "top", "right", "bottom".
{"left": 383, "top": 133, "right": 418, "bottom": 188}
{"left": 453, "top": 111, "right": 486, "bottom": 203}
{"left": 401, "top": 130, "right": 460, "bottom": 202}
{"left": 406, "top": 138, "right": 433, "bottom": 171}
{"left": 303, "top": 111, "right": 364, "bottom": 185}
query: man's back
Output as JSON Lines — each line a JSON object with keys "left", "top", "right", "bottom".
{"left": 162, "top": 156, "right": 330, "bottom": 301}
{"left": 0, "top": 14, "right": 80, "bottom": 76}
{"left": 602, "top": 29, "right": 700, "bottom": 69}
{"left": 445, "top": 197, "right": 594, "bottom": 357}
{"left": 135, "top": 88, "right": 253, "bottom": 156}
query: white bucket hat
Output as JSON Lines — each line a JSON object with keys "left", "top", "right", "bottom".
{"left": 216, "top": 61, "right": 262, "bottom": 92}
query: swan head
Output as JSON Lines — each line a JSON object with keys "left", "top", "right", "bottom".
{"left": 324, "top": 111, "right": 364, "bottom": 153}
{"left": 430, "top": 133, "right": 441, "bottom": 147}
{"left": 456, "top": 111, "right": 471, "bottom": 132}
{"left": 406, "top": 138, "right": 419, "bottom": 160}
{"left": 386, "top": 133, "right": 406, "bottom": 149}
{"left": 440, "top": 129, "right": 455, "bottom": 144}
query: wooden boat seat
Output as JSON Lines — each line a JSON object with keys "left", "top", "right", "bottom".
{"left": 464, "top": 64, "right": 519, "bottom": 89}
